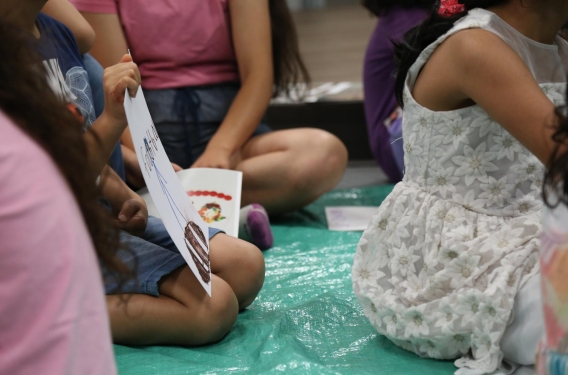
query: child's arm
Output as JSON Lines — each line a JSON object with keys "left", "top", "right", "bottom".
{"left": 121, "top": 144, "right": 145, "bottom": 189}
{"left": 76, "top": 12, "right": 141, "bottom": 180}
{"left": 85, "top": 54, "right": 141, "bottom": 177}
{"left": 41, "top": 0, "right": 95, "bottom": 54}
{"left": 191, "top": 0, "right": 273, "bottom": 169}
{"left": 34, "top": 6, "right": 139, "bottom": 177}
{"left": 412, "top": 29, "right": 560, "bottom": 164}
{"left": 79, "top": 13, "right": 181, "bottom": 178}
{"left": 79, "top": 12, "right": 128, "bottom": 69}
{"left": 100, "top": 165, "right": 148, "bottom": 237}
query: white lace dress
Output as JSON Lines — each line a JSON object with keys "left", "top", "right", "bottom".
{"left": 352, "top": 9, "right": 568, "bottom": 374}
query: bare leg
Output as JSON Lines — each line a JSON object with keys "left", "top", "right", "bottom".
{"left": 107, "top": 270, "right": 238, "bottom": 346}
{"left": 107, "top": 234, "right": 264, "bottom": 346}
{"left": 209, "top": 234, "right": 265, "bottom": 309}
{"left": 238, "top": 128, "right": 348, "bottom": 214}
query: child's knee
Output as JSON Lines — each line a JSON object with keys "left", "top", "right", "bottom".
{"left": 200, "top": 279, "right": 239, "bottom": 344}
{"left": 241, "top": 241, "right": 265, "bottom": 277}
{"left": 238, "top": 242, "right": 265, "bottom": 308}
{"left": 293, "top": 131, "right": 347, "bottom": 189}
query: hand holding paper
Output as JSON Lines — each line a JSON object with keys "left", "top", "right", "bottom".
{"left": 123, "top": 86, "right": 212, "bottom": 295}
{"left": 102, "top": 54, "right": 141, "bottom": 128}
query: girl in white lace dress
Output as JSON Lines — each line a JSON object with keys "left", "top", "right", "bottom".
{"left": 352, "top": 0, "right": 568, "bottom": 373}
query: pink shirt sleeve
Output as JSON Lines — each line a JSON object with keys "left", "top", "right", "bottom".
{"left": 70, "top": 0, "right": 118, "bottom": 14}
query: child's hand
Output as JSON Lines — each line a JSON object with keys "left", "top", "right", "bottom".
{"left": 116, "top": 197, "right": 148, "bottom": 237}
{"left": 101, "top": 54, "right": 141, "bottom": 130}
{"left": 191, "top": 146, "right": 233, "bottom": 169}
{"left": 171, "top": 162, "right": 183, "bottom": 172}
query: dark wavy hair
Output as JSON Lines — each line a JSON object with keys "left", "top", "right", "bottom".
{"left": 394, "top": 0, "right": 507, "bottom": 106}
{"left": 544, "top": 92, "right": 568, "bottom": 208}
{"left": 0, "top": 19, "right": 130, "bottom": 284}
{"left": 269, "top": 0, "right": 311, "bottom": 97}
{"left": 362, "top": 0, "right": 432, "bottom": 16}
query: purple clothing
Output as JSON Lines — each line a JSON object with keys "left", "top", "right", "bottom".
{"left": 363, "top": 6, "right": 428, "bottom": 182}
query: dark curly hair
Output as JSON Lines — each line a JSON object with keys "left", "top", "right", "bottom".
{"left": 0, "top": 19, "right": 131, "bottom": 284}
{"left": 362, "top": 0, "right": 432, "bottom": 16}
{"left": 544, "top": 91, "right": 568, "bottom": 208}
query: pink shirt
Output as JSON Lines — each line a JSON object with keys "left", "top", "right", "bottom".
{"left": 71, "top": 0, "right": 240, "bottom": 90}
{"left": 0, "top": 111, "right": 116, "bottom": 375}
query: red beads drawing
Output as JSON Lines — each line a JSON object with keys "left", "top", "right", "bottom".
{"left": 187, "top": 190, "right": 232, "bottom": 201}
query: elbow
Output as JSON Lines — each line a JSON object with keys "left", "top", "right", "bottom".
{"left": 241, "top": 66, "right": 274, "bottom": 100}
{"left": 76, "top": 25, "right": 96, "bottom": 54}
{"left": 262, "top": 75, "right": 277, "bottom": 101}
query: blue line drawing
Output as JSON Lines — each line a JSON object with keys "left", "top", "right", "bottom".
{"left": 143, "top": 134, "right": 211, "bottom": 284}
{"left": 143, "top": 135, "right": 186, "bottom": 230}
{"left": 155, "top": 161, "right": 186, "bottom": 230}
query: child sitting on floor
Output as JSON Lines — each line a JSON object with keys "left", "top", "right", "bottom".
{"left": 352, "top": 0, "right": 568, "bottom": 373}
{"left": 0, "top": 18, "right": 122, "bottom": 375}
{"left": 2, "top": 0, "right": 265, "bottom": 347}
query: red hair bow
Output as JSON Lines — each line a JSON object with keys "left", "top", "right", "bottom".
{"left": 438, "top": 0, "right": 466, "bottom": 17}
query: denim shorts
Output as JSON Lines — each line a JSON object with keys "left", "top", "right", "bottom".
{"left": 144, "top": 83, "right": 272, "bottom": 168}
{"left": 105, "top": 216, "right": 222, "bottom": 296}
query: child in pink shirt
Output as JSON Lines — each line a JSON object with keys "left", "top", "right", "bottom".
{"left": 0, "top": 110, "right": 117, "bottom": 375}
{"left": 0, "top": 19, "right": 117, "bottom": 375}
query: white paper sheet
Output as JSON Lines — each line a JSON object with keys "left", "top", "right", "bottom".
{"left": 324, "top": 206, "right": 379, "bottom": 231}
{"left": 138, "top": 168, "right": 242, "bottom": 237}
{"left": 124, "top": 88, "right": 212, "bottom": 295}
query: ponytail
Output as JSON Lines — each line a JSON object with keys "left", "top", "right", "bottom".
{"left": 394, "top": 0, "right": 506, "bottom": 106}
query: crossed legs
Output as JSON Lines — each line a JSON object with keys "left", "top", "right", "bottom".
{"left": 238, "top": 128, "right": 348, "bottom": 214}
{"left": 107, "top": 234, "right": 265, "bottom": 346}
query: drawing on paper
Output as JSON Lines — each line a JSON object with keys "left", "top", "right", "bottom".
{"left": 188, "top": 190, "right": 233, "bottom": 224}
{"left": 184, "top": 221, "right": 211, "bottom": 283}
{"left": 140, "top": 125, "right": 211, "bottom": 284}
{"left": 125, "top": 85, "right": 212, "bottom": 294}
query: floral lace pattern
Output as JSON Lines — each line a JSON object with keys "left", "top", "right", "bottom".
{"left": 353, "top": 9, "right": 568, "bottom": 375}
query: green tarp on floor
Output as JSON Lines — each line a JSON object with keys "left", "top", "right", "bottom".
{"left": 114, "top": 186, "right": 456, "bottom": 374}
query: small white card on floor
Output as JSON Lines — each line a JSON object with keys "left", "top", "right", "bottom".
{"left": 138, "top": 168, "right": 242, "bottom": 237}
{"left": 124, "top": 87, "right": 212, "bottom": 296}
{"left": 325, "top": 206, "right": 379, "bottom": 231}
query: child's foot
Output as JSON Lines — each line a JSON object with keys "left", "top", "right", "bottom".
{"left": 239, "top": 204, "right": 273, "bottom": 250}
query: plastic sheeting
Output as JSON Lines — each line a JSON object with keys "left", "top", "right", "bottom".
{"left": 114, "top": 186, "right": 456, "bottom": 374}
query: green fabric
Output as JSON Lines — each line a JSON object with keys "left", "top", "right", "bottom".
{"left": 114, "top": 186, "right": 456, "bottom": 374}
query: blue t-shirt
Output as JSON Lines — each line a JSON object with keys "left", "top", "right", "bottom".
{"left": 35, "top": 13, "right": 126, "bottom": 181}
{"left": 36, "top": 13, "right": 96, "bottom": 129}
